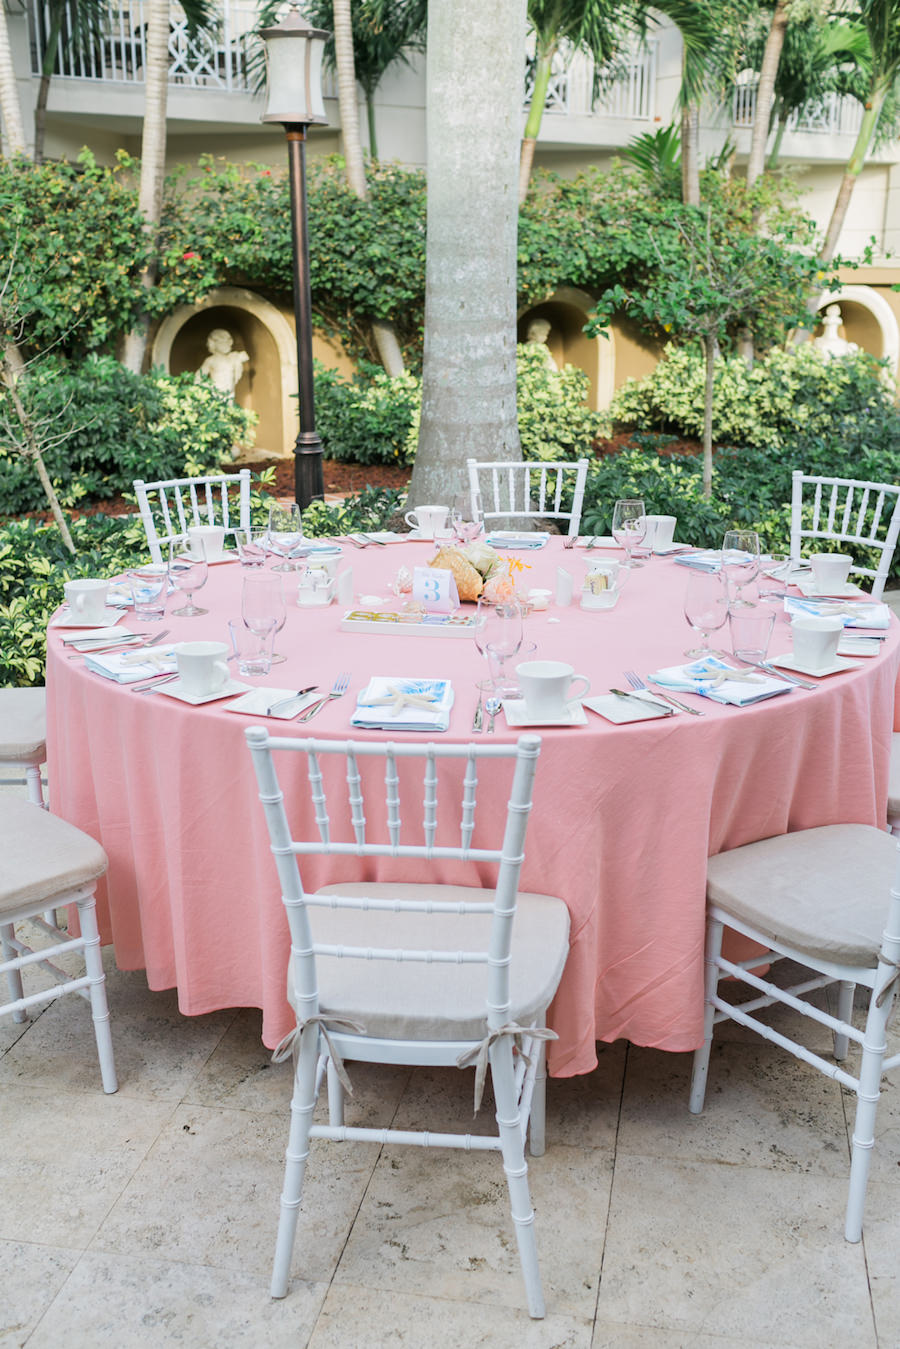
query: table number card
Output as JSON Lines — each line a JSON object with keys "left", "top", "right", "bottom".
{"left": 412, "top": 566, "right": 459, "bottom": 613}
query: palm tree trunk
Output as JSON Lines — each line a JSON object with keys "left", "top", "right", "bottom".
{"left": 745, "top": 0, "right": 788, "bottom": 187}
{"left": 122, "top": 0, "right": 169, "bottom": 374}
{"left": 766, "top": 111, "right": 787, "bottom": 171}
{"left": 366, "top": 90, "right": 378, "bottom": 159}
{"left": 333, "top": 0, "right": 367, "bottom": 197}
{"left": 820, "top": 85, "right": 887, "bottom": 265}
{"left": 681, "top": 101, "right": 700, "bottom": 206}
{"left": 518, "top": 43, "right": 555, "bottom": 205}
{"left": 411, "top": 0, "right": 526, "bottom": 506}
{"left": 331, "top": 0, "right": 403, "bottom": 375}
{"left": 33, "top": 1, "right": 66, "bottom": 166}
{"left": 0, "top": 1, "right": 27, "bottom": 156}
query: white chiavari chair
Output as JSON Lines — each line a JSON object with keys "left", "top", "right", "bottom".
{"left": 467, "top": 458, "right": 589, "bottom": 537}
{"left": 133, "top": 470, "right": 252, "bottom": 563}
{"left": 245, "top": 728, "right": 570, "bottom": 1318}
{"left": 790, "top": 471, "right": 900, "bottom": 599}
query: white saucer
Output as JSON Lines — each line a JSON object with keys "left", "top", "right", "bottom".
{"left": 576, "top": 536, "right": 618, "bottom": 550}
{"left": 795, "top": 578, "right": 865, "bottom": 599}
{"left": 583, "top": 694, "right": 673, "bottom": 724}
{"left": 157, "top": 677, "right": 250, "bottom": 705}
{"left": 502, "top": 698, "right": 587, "bottom": 727}
{"left": 837, "top": 636, "right": 882, "bottom": 657}
{"left": 50, "top": 608, "right": 125, "bottom": 629}
{"left": 769, "top": 652, "right": 863, "bottom": 678}
{"left": 185, "top": 551, "right": 238, "bottom": 565}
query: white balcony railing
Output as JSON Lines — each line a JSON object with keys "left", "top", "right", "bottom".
{"left": 733, "top": 79, "right": 863, "bottom": 140}
{"left": 525, "top": 42, "right": 657, "bottom": 121}
{"left": 28, "top": 0, "right": 260, "bottom": 90}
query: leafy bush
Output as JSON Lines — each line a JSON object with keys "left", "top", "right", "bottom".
{"left": 515, "top": 345, "right": 609, "bottom": 460}
{"left": 0, "top": 356, "right": 256, "bottom": 517}
{"left": 609, "top": 344, "right": 897, "bottom": 450}
{"left": 314, "top": 360, "right": 421, "bottom": 464}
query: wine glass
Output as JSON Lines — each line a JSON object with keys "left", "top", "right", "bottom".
{"left": 241, "top": 571, "right": 287, "bottom": 664}
{"left": 721, "top": 530, "right": 761, "bottom": 609}
{"left": 683, "top": 568, "right": 729, "bottom": 658}
{"left": 611, "top": 499, "right": 647, "bottom": 568}
{"left": 474, "top": 596, "right": 523, "bottom": 698}
{"left": 267, "top": 502, "right": 304, "bottom": 573}
{"left": 168, "top": 537, "right": 209, "bottom": 617}
{"left": 450, "top": 490, "right": 484, "bottom": 545}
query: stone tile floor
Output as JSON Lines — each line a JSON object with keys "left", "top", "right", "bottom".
{"left": 3, "top": 927, "right": 900, "bottom": 1348}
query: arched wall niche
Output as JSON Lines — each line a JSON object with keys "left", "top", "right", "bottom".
{"left": 816, "top": 285, "right": 900, "bottom": 378}
{"left": 152, "top": 287, "right": 299, "bottom": 459}
{"left": 517, "top": 287, "right": 615, "bottom": 410}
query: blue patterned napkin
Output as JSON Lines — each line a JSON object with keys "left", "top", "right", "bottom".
{"left": 351, "top": 677, "right": 454, "bottom": 731}
{"left": 784, "top": 596, "right": 890, "bottom": 630}
{"left": 649, "top": 656, "right": 793, "bottom": 706}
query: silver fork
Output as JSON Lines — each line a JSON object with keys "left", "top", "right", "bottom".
{"left": 297, "top": 671, "right": 350, "bottom": 722}
{"left": 563, "top": 534, "right": 578, "bottom": 550}
{"left": 625, "top": 669, "right": 705, "bottom": 717}
{"left": 69, "top": 628, "right": 171, "bottom": 659}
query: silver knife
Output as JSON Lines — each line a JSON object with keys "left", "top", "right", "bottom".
{"left": 472, "top": 690, "right": 484, "bottom": 732}
{"left": 610, "top": 688, "right": 674, "bottom": 717}
{"left": 642, "top": 682, "right": 706, "bottom": 716}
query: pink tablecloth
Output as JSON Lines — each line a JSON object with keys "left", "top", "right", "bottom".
{"left": 45, "top": 539, "right": 900, "bottom": 1076}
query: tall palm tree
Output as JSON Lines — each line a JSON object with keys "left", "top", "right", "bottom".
{"left": 32, "top": 0, "right": 107, "bottom": 163}
{"left": 745, "top": 0, "right": 790, "bottom": 186}
{"left": 305, "top": 0, "right": 426, "bottom": 160}
{"left": 820, "top": 0, "right": 900, "bottom": 263}
{"left": 0, "top": 1, "right": 27, "bottom": 156}
{"left": 122, "top": 0, "right": 212, "bottom": 373}
{"left": 519, "top": 0, "right": 636, "bottom": 204}
{"left": 410, "top": 0, "right": 527, "bottom": 506}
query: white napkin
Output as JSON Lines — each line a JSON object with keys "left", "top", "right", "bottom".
{"left": 351, "top": 676, "right": 454, "bottom": 731}
{"left": 650, "top": 656, "right": 793, "bottom": 706}
{"left": 674, "top": 550, "right": 722, "bottom": 572}
{"left": 485, "top": 532, "right": 549, "bottom": 550}
{"left": 84, "top": 648, "right": 177, "bottom": 683}
{"left": 783, "top": 596, "right": 891, "bottom": 630}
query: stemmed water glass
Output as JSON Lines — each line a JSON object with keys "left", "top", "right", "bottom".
{"left": 611, "top": 498, "right": 647, "bottom": 568}
{"left": 267, "top": 502, "right": 304, "bottom": 573}
{"left": 683, "top": 568, "right": 729, "bottom": 658}
{"left": 450, "top": 490, "right": 484, "bottom": 544}
{"left": 474, "top": 596, "right": 524, "bottom": 698}
{"left": 721, "top": 530, "right": 761, "bottom": 609}
{"left": 168, "top": 537, "right": 209, "bottom": 617}
{"left": 241, "top": 571, "right": 287, "bottom": 664}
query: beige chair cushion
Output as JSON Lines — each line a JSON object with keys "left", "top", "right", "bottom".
{"left": 0, "top": 688, "right": 47, "bottom": 764}
{"left": 888, "top": 733, "right": 900, "bottom": 819}
{"left": 289, "top": 882, "right": 571, "bottom": 1041}
{"left": 0, "top": 798, "right": 107, "bottom": 917}
{"left": 707, "top": 824, "right": 897, "bottom": 969}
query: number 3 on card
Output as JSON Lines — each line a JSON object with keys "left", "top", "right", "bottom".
{"left": 412, "top": 566, "right": 459, "bottom": 613}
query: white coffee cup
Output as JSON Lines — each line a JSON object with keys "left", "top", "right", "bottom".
{"left": 810, "top": 552, "right": 853, "bottom": 592}
{"left": 790, "top": 615, "right": 844, "bottom": 670}
{"left": 64, "top": 579, "right": 109, "bottom": 625}
{"left": 174, "top": 640, "right": 230, "bottom": 696}
{"left": 645, "top": 514, "right": 677, "bottom": 549}
{"left": 188, "top": 524, "right": 226, "bottom": 562}
{"left": 516, "top": 660, "right": 590, "bottom": 719}
{"left": 404, "top": 505, "right": 449, "bottom": 539}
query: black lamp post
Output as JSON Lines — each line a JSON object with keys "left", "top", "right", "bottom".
{"left": 260, "top": 8, "right": 330, "bottom": 510}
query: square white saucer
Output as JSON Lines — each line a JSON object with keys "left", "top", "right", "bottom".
{"left": 50, "top": 608, "right": 126, "bottom": 629}
{"left": 502, "top": 698, "right": 587, "bottom": 727}
{"left": 225, "top": 688, "right": 322, "bottom": 719}
{"left": 157, "top": 677, "right": 250, "bottom": 705}
{"left": 769, "top": 652, "right": 863, "bottom": 678}
{"left": 575, "top": 536, "right": 617, "bottom": 550}
{"left": 838, "top": 636, "right": 882, "bottom": 657}
{"left": 795, "top": 578, "right": 866, "bottom": 599}
{"left": 583, "top": 694, "right": 673, "bottom": 724}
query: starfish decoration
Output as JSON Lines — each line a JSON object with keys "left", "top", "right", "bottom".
{"left": 369, "top": 684, "right": 440, "bottom": 713}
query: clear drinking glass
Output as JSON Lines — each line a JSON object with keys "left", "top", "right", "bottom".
{"left": 168, "top": 538, "right": 208, "bottom": 617}
{"left": 611, "top": 499, "right": 648, "bottom": 569}
{"left": 757, "top": 552, "right": 792, "bottom": 599}
{"left": 241, "top": 571, "right": 287, "bottom": 664}
{"left": 267, "top": 502, "right": 304, "bottom": 572}
{"left": 235, "top": 527, "right": 270, "bottom": 568}
{"left": 683, "top": 568, "right": 729, "bottom": 657}
{"left": 722, "top": 530, "right": 761, "bottom": 609}
{"left": 729, "top": 607, "right": 776, "bottom": 664}
{"left": 450, "top": 490, "right": 484, "bottom": 544}
{"left": 474, "top": 597, "right": 523, "bottom": 697}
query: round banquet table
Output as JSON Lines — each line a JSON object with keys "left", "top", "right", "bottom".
{"left": 45, "top": 538, "right": 900, "bottom": 1077}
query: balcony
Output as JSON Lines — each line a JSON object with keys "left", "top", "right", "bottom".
{"left": 732, "top": 79, "right": 864, "bottom": 142}
{"left": 28, "top": 0, "right": 259, "bottom": 91}
{"left": 525, "top": 42, "right": 658, "bottom": 122}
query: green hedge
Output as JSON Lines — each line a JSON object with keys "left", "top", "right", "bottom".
{"left": 0, "top": 356, "right": 257, "bottom": 518}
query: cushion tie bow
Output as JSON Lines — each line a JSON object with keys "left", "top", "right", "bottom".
{"left": 456, "top": 1023, "right": 558, "bottom": 1114}
{"left": 272, "top": 1014, "right": 366, "bottom": 1095}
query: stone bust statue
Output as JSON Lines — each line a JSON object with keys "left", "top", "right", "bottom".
{"left": 524, "top": 316, "right": 558, "bottom": 369}
{"left": 197, "top": 328, "right": 249, "bottom": 398}
{"left": 814, "top": 304, "right": 858, "bottom": 358}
